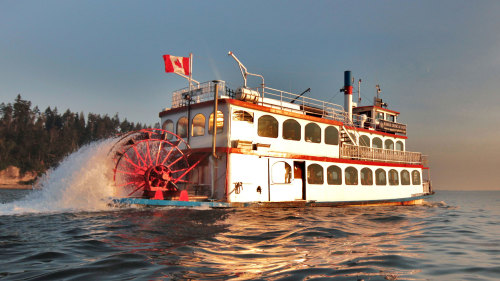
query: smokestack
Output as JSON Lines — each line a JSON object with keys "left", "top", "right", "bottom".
{"left": 344, "top": 70, "right": 353, "bottom": 121}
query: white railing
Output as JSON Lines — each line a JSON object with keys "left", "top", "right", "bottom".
{"left": 261, "top": 87, "right": 347, "bottom": 122}
{"left": 172, "top": 81, "right": 227, "bottom": 108}
{"left": 340, "top": 144, "right": 423, "bottom": 165}
{"left": 170, "top": 81, "right": 407, "bottom": 133}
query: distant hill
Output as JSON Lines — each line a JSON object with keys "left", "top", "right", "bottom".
{"left": 0, "top": 95, "right": 151, "bottom": 181}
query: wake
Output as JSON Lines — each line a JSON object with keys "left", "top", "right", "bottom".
{"left": 0, "top": 138, "right": 118, "bottom": 215}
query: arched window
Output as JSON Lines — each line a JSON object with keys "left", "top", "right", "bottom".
{"left": 373, "top": 137, "right": 383, "bottom": 149}
{"left": 257, "top": 115, "right": 278, "bottom": 138}
{"left": 325, "top": 126, "right": 339, "bottom": 145}
{"left": 345, "top": 166, "right": 358, "bottom": 185}
{"left": 209, "top": 111, "right": 224, "bottom": 134}
{"left": 162, "top": 119, "right": 174, "bottom": 140}
{"left": 412, "top": 170, "right": 421, "bottom": 185}
{"left": 307, "top": 164, "right": 324, "bottom": 184}
{"left": 176, "top": 117, "right": 188, "bottom": 138}
{"left": 305, "top": 123, "right": 321, "bottom": 143}
{"left": 401, "top": 170, "right": 410, "bottom": 185}
{"left": 283, "top": 119, "right": 301, "bottom": 141}
{"left": 233, "top": 110, "right": 253, "bottom": 122}
{"left": 327, "top": 165, "right": 342, "bottom": 185}
{"left": 359, "top": 135, "right": 371, "bottom": 147}
{"left": 192, "top": 114, "right": 205, "bottom": 137}
{"left": 396, "top": 141, "right": 404, "bottom": 151}
{"left": 385, "top": 139, "right": 394, "bottom": 150}
{"left": 388, "top": 169, "right": 399, "bottom": 185}
{"left": 375, "top": 169, "right": 386, "bottom": 185}
{"left": 361, "top": 168, "right": 373, "bottom": 185}
{"left": 272, "top": 161, "right": 292, "bottom": 184}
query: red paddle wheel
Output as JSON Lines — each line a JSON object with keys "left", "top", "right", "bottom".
{"left": 110, "top": 128, "right": 195, "bottom": 200}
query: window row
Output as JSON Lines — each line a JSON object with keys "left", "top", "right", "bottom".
{"left": 272, "top": 162, "right": 421, "bottom": 186}
{"left": 256, "top": 114, "right": 339, "bottom": 145}
{"left": 359, "top": 135, "right": 404, "bottom": 151}
{"left": 162, "top": 111, "right": 224, "bottom": 139}
{"left": 249, "top": 113, "right": 403, "bottom": 150}
{"left": 307, "top": 165, "right": 420, "bottom": 186}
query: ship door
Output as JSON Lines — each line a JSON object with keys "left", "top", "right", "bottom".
{"left": 294, "top": 161, "right": 306, "bottom": 200}
{"left": 268, "top": 159, "right": 303, "bottom": 201}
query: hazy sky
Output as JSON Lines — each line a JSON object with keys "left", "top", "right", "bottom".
{"left": 1, "top": 0, "right": 500, "bottom": 190}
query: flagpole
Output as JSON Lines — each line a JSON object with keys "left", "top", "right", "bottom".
{"left": 189, "top": 53, "right": 193, "bottom": 90}
{"left": 187, "top": 53, "right": 193, "bottom": 144}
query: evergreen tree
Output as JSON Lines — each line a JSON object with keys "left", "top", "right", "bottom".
{"left": 0, "top": 95, "right": 151, "bottom": 177}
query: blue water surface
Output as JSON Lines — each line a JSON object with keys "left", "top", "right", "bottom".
{"left": 0, "top": 190, "right": 499, "bottom": 280}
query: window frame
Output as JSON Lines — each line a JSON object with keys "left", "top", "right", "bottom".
{"left": 401, "top": 170, "right": 411, "bottom": 185}
{"left": 271, "top": 161, "right": 292, "bottom": 184}
{"left": 257, "top": 115, "right": 279, "bottom": 138}
{"left": 360, "top": 168, "right": 373, "bottom": 185}
{"left": 412, "top": 170, "right": 421, "bottom": 185}
{"left": 209, "top": 111, "right": 224, "bottom": 135}
{"left": 191, "top": 113, "right": 206, "bottom": 137}
{"left": 325, "top": 126, "right": 339, "bottom": 145}
{"left": 359, "top": 135, "right": 371, "bottom": 147}
{"left": 305, "top": 122, "right": 321, "bottom": 143}
{"left": 307, "top": 163, "right": 324, "bottom": 185}
{"left": 327, "top": 165, "right": 342, "bottom": 185}
{"left": 388, "top": 169, "right": 399, "bottom": 186}
{"left": 162, "top": 119, "right": 174, "bottom": 140}
{"left": 176, "top": 117, "right": 188, "bottom": 138}
{"left": 345, "top": 166, "right": 358, "bottom": 185}
{"left": 372, "top": 137, "right": 383, "bottom": 149}
{"left": 385, "top": 139, "right": 394, "bottom": 150}
{"left": 232, "top": 110, "right": 254, "bottom": 122}
{"left": 282, "top": 119, "right": 301, "bottom": 141}
{"left": 375, "top": 168, "right": 387, "bottom": 185}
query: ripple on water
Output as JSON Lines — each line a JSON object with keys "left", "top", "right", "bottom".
{"left": 0, "top": 191, "right": 499, "bottom": 280}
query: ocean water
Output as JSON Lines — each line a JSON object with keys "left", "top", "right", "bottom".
{"left": 1, "top": 142, "right": 499, "bottom": 280}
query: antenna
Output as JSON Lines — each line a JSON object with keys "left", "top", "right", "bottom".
{"left": 290, "top": 88, "right": 311, "bottom": 103}
{"left": 376, "top": 84, "right": 381, "bottom": 99}
{"left": 228, "top": 51, "right": 264, "bottom": 90}
{"left": 358, "top": 79, "right": 362, "bottom": 104}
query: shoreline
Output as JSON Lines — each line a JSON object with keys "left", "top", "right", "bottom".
{"left": 0, "top": 184, "right": 34, "bottom": 190}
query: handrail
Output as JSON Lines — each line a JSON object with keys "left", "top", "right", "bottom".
{"left": 170, "top": 81, "right": 407, "bottom": 134}
{"left": 340, "top": 144, "right": 423, "bottom": 165}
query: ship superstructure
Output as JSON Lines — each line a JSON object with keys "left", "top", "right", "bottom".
{"left": 113, "top": 53, "right": 432, "bottom": 207}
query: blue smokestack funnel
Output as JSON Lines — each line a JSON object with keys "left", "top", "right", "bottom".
{"left": 344, "top": 70, "right": 352, "bottom": 87}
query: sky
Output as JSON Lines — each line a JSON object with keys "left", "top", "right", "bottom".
{"left": 1, "top": 0, "right": 500, "bottom": 190}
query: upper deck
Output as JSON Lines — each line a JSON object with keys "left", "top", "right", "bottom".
{"left": 168, "top": 80, "right": 407, "bottom": 136}
{"left": 159, "top": 80, "right": 427, "bottom": 167}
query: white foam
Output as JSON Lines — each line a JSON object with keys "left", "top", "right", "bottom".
{"left": 0, "top": 138, "right": 118, "bottom": 215}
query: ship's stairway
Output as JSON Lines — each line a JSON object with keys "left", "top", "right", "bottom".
{"left": 340, "top": 118, "right": 360, "bottom": 146}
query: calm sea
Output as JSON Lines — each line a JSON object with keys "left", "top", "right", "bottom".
{"left": 0, "top": 189, "right": 499, "bottom": 281}
{"left": 1, "top": 142, "right": 499, "bottom": 280}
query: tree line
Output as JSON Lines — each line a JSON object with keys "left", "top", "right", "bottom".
{"left": 0, "top": 95, "right": 151, "bottom": 176}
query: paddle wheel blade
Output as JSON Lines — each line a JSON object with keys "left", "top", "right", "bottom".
{"left": 110, "top": 128, "right": 194, "bottom": 200}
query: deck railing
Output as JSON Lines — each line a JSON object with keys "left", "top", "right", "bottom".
{"left": 170, "top": 81, "right": 407, "bottom": 134}
{"left": 340, "top": 144, "right": 423, "bottom": 165}
{"left": 172, "top": 81, "right": 230, "bottom": 108}
{"left": 261, "top": 87, "right": 347, "bottom": 122}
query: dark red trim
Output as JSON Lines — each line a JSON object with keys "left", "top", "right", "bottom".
{"left": 160, "top": 98, "right": 406, "bottom": 139}
{"left": 226, "top": 99, "right": 346, "bottom": 126}
{"left": 159, "top": 100, "right": 215, "bottom": 117}
{"left": 189, "top": 147, "right": 423, "bottom": 169}
{"left": 354, "top": 105, "right": 400, "bottom": 115}
{"left": 344, "top": 126, "right": 408, "bottom": 139}
{"left": 345, "top": 85, "right": 353, "bottom": 95}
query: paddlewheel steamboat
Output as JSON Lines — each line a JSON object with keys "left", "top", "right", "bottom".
{"left": 111, "top": 52, "right": 433, "bottom": 208}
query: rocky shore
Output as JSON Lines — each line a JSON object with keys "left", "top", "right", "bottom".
{"left": 0, "top": 166, "right": 36, "bottom": 189}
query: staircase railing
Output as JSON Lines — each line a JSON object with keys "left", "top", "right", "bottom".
{"left": 340, "top": 144, "right": 423, "bottom": 165}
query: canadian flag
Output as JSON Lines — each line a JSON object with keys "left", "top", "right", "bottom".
{"left": 163, "top": 54, "right": 190, "bottom": 75}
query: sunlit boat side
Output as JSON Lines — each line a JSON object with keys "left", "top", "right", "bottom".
{"left": 112, "top": 54, "right": 433, "bottom": 208}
